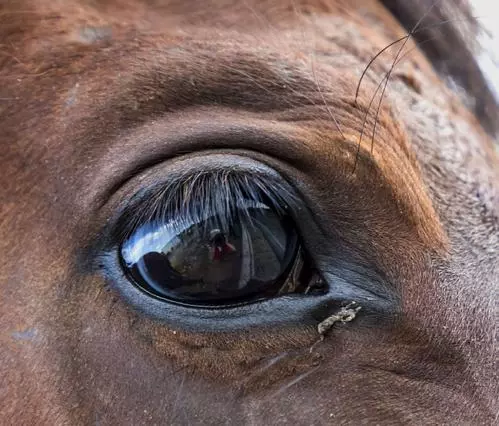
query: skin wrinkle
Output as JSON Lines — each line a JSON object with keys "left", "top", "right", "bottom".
{"left": 0, "top": 0, "right": 497, "bottom": 424}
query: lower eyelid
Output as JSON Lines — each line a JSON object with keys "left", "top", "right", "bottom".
{"left": 98, "top": 248, "right": 335, "bottom": 332}
{"left": 96, "top": 234, "right": 393, "bottom": 333}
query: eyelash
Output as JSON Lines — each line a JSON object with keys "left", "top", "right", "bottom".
{"left": 114, "top": 169, "right": 300, "bottom": 243}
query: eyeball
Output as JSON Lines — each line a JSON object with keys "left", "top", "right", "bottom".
{"left": 121, "top": 199, "right": 299, "bottom": 307}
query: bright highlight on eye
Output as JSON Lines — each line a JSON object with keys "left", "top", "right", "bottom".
{"left": 119, "top": 170, "right": 320, "bottom": 307}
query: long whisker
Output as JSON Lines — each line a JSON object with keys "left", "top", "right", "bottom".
{"left": 289, "top": 0, "right": 346, "bottom": 139}
{"left": 239, "top": 0, "right": 321, "bottom": 109}
{"left": 311, "top": 53, "right": 346, "bottom": 140}
{"left": 267, "top": 366, "right": 320, "bottom": 399}
{"left": 369, "top": 1, "right": 441, "bottom": 156}
{"left": 354, "top": 35, "right": 409, "bottom": 105}
{"left": 352, "top": 33, "right": 447, "bottom": 172}
{"left": 353, "top": 0, "right": 443, "bottom": 171}
{"left": 353, "top": 14, "right": 476, "bottom": 105}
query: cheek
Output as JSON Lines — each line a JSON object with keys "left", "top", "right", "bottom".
{"left": 50, "top": 275, "right": 196, "bottom": 422}
{"left": 0, "top": 218, "right": 79, "bottom": 421}
{"left": 63, "top": 273, "right": 321, "bottom": 374}
{"left": 51, "top": 273, "right": 325, "bottom": 421}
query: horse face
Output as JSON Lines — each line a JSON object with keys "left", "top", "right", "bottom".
{"left": 1, "top": 0, "right": 497, "bottom": 423}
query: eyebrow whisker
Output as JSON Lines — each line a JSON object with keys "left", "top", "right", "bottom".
{"left": 353, "top": 0, "right": 442, "bottom": 172}
{"left": 353, "top": 11, "right": 477, "bottom": 105}
{"left": 352, "top": 34, "right": 443, "bottom": 173}
{"left": 369, "top": 6, "right": 436, "bottom": 156}
{"left": 310, "top": 52, "right": 346, "bottom": 141}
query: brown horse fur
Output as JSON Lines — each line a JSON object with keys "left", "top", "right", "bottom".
{"left": 1, "top": 0, "right": 497, "bottom": 424}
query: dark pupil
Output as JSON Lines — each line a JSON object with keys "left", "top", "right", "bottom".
{"left": 121, "top": 202, "right": 298, "bottom": 306}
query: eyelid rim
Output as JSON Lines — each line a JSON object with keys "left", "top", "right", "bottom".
{"left": 98, "top": 247, "right": 354, "bottom": 332}
{"left": 117, "top": 242, "right": 303, "bottom": 310}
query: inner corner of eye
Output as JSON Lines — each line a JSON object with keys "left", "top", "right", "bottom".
{"left": 118, "top": 173, "right": 326, "bottom": 308}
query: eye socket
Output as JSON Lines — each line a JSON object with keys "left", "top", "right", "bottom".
{"left": 117, "top": 167, "right": 324, "bottom": 309}
{"left": 121, "top": 199, "right": 299, "bottom": 307}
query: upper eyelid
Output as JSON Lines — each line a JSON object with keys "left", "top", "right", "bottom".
{"left": 81, "top": 112, "right": 327, "bottom": 211}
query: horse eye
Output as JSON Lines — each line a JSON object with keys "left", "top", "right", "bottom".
{"left": 120, "top": 199, "right": 302, "bottom": 307}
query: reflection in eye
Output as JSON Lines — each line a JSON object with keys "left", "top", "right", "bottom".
{"left": 121, "top": 199, "right": 299, "bottom": 306}
{"left": 118, "top": 169, "right": 324, "bottom": 307}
